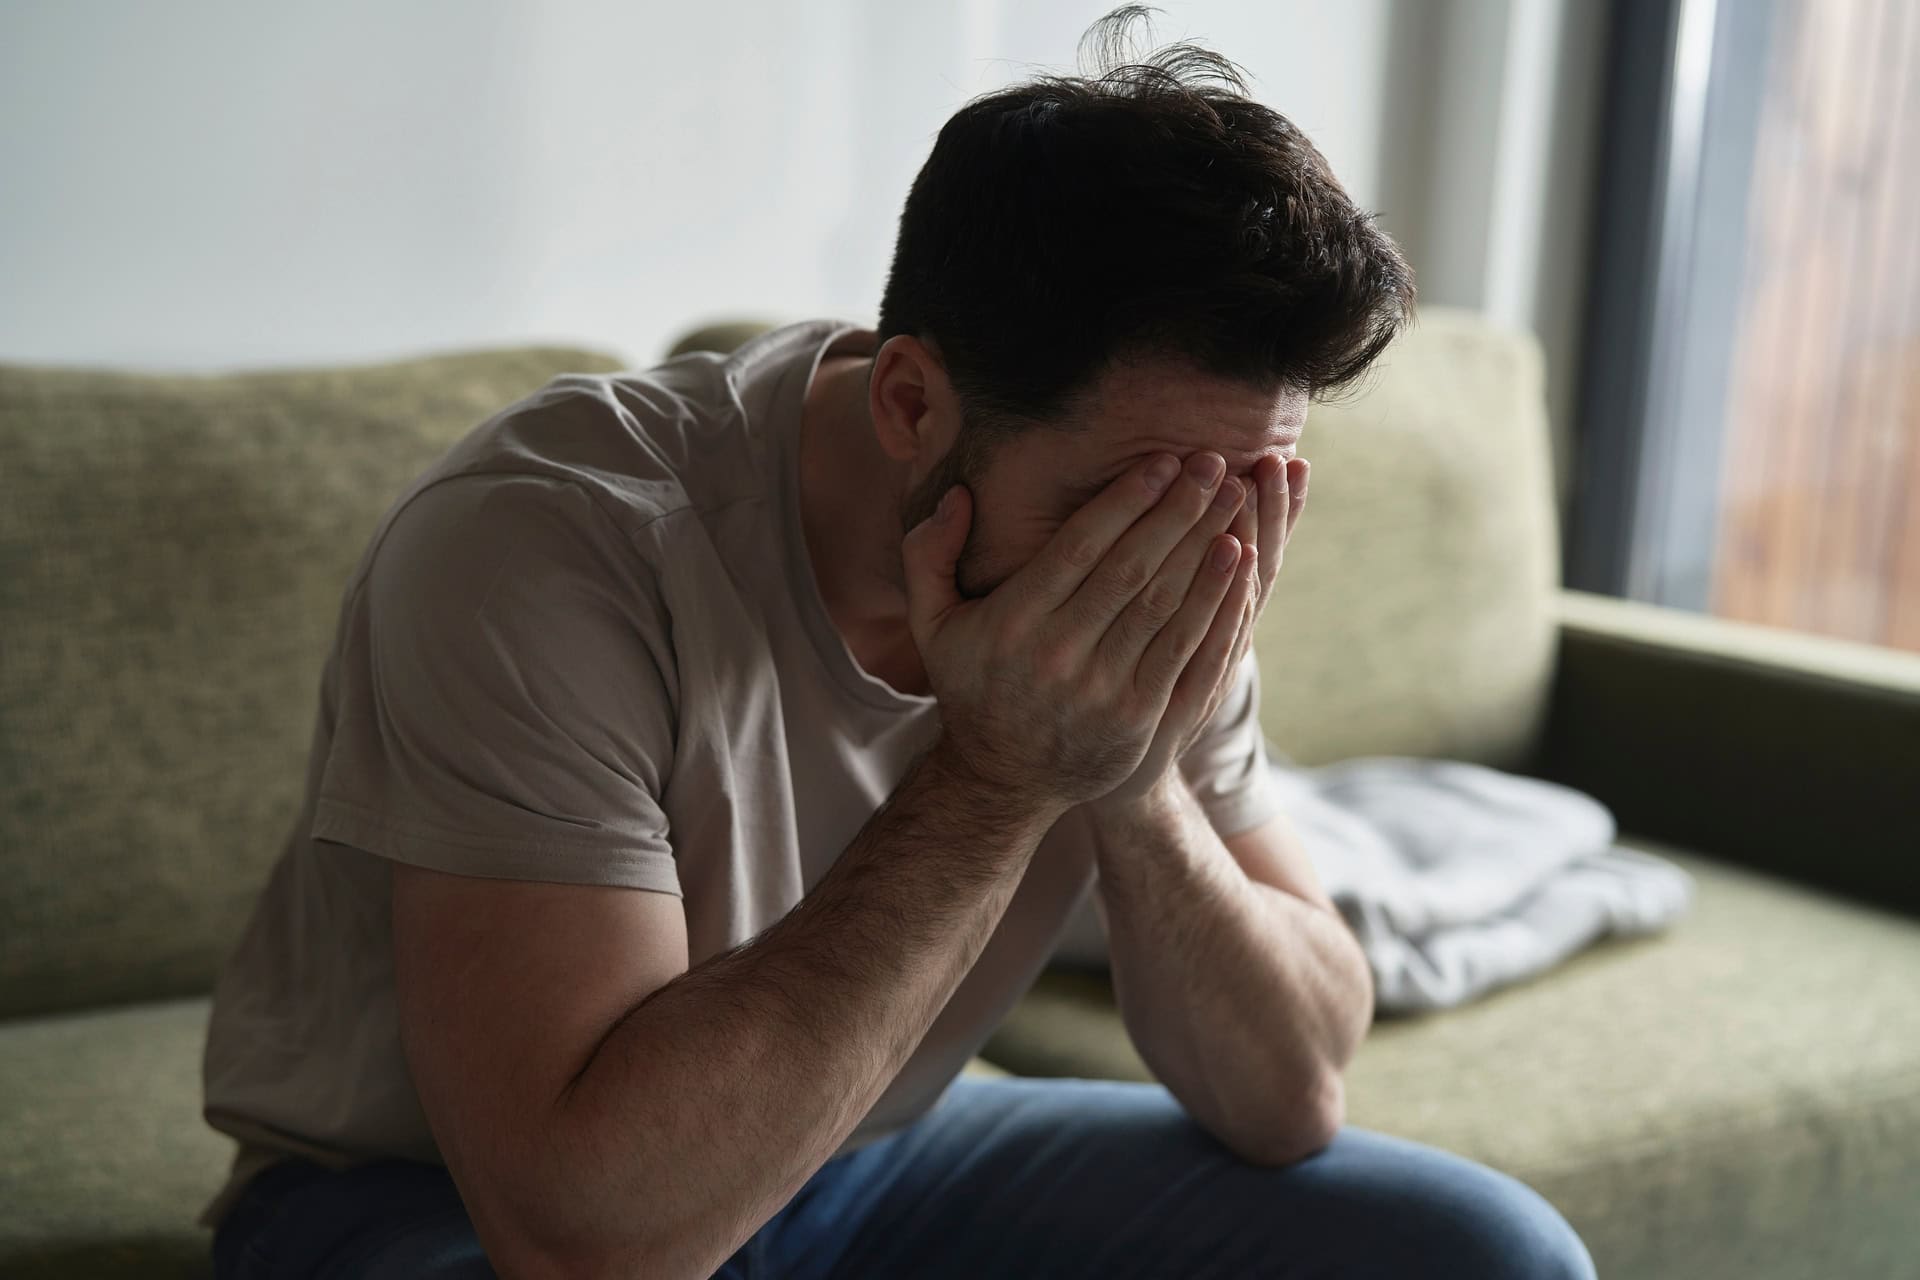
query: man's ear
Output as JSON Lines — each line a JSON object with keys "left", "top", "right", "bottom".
{"left": 869, "top": 334, "right": 961, "bottom": 465}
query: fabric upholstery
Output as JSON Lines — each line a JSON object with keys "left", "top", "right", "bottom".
{"left": 1251, "top": 308, "right": 1560, "bottom": 768}
{"left": 0, "top": 348, "right": 625, "bottom": 1021}
{"left": 1542, "top": 591, "right": 1920, "bottom": 917}
{"left": 984, "top": 844, "right": 1920, "bottom": 1280}
{"left": 0, "top": 992, "right": 1009, "bottom": 1280}
{"left": 0, "top": 998, "right": 226, "bottom": 1280}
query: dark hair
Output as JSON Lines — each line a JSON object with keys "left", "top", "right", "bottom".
{"left": 875, "top": 5, "right": 1415, "bottom": 433}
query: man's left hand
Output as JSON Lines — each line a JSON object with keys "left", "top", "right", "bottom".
{"left": 1095, "top": 453, "right": 1310, "bottom": 811}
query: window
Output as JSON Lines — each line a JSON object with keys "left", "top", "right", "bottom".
{"left": 1569, "top": 0, "right": 1920, "bottom": 651}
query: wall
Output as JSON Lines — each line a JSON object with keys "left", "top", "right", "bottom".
{"left": 1381, "top": 0, "right": 1610, "bottom": 502}
{"left": 0, "top": 0, "right": 1397, "bottom": 371}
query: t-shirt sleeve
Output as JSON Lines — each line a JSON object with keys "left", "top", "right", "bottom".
{"left": 310, "top": 473, "right": 683, "bottom": 894}
{"left": 1176, "top": 648, "right": 1285, "bottom": 839}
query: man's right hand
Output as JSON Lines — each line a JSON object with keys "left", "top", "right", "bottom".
{"left": 901, "top": 449, "right": 1249, "bottom": 815}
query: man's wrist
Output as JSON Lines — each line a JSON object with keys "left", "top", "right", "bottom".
{"left": 920, "top": 736, "right": 1072, "bottom": 835}
{"left": 1087, "top": 769, "right": 1188, "bottom": 832}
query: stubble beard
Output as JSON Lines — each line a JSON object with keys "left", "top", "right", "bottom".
{"left": 895, "top": 428, "right": 1003, "bottom": 601}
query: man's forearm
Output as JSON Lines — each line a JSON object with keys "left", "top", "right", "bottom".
{"left": 1086, "top": 777, "right": 1373, "bottom": 1165}
{"left": 531, "top": 741, "right": 1062, "bottom": 1280}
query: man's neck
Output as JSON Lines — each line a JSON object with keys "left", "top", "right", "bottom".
{"left": 797, "top": 355, "right": 930, "bottom": 697}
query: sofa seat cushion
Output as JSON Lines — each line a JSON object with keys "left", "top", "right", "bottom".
{"left": 0, "top": 995, "right": 1013, "bottom": 1279}
{"left": 983, "top": 844, "right": 1920, "bottom": 1280}
{"left": 0, "top": 997, "right": 227, "bottom": 1279}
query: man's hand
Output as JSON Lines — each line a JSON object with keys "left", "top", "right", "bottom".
{"left": 900, "top": 450, "right": 1254, "bottom": 817}
{"left": 1098, "top": 452, "right": 1310, "bottom": 809}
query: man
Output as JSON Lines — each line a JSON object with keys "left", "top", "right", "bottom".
{"left": 200, "top": 13, "right": 1597, "bottom": 1279}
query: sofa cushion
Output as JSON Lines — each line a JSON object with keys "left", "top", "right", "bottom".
{"left": 0, "top": 998, "right": 226, "bottom": 1279}
{"left": 0, "top": 994, "right": 1012, "bottom": 1279}
{"left": 984, "top": 844, "right": 1920, "bottom": 1280}
{"left": 0, "top": 348, "right": 624, "bottom": 1020}
{"left": 1251, "top": 307, "right": 1560, "bottom": 768}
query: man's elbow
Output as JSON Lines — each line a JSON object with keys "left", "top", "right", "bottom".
{"left": 1238, "top": 1071, "right": 1346, "bottom": 1167}
{"left": 461, "top": 1167, "right": 671, "bottom": 1280}
{"left": 486, "top": 1227, "right": 671, "bottom": 1280}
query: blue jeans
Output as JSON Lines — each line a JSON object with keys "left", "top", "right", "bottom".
{"left": 211, "top": 1076, "right": 1596, "bottom": 1279}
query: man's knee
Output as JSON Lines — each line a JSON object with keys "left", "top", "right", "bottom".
{"left": 1425, "top": 1162, "right": 1597, "bottom": 1280}
{"left": 1275, "top": 1129, "right": 1597, "bottom": 1280}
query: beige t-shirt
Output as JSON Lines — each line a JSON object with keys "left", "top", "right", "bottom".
{"left": 197, "top": 318, "right": 1282, "bottom": 1228}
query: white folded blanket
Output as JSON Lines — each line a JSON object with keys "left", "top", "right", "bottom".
{"left": 1052, "top": 752, "right": 1696, "bottom": 1013}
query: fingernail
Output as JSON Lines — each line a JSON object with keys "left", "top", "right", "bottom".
{"left": 1210, "top": 537, "right": 1239, "bottom": 572}
{"left": 1188, "top": 452, "right": 1225, "bottom": 486}
{"left": 1212, "top": 477, "right": 1243, "bottom": 511}
{"left": 1146, "top": 456, "right": 1180, "bottom": 491}
{"left": 936, "top": 487, "right": 957, "bottom": 521}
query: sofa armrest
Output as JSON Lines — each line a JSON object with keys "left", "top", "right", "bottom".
{"left": 1538, "top": 590, "right": 1920, "bottom": 917}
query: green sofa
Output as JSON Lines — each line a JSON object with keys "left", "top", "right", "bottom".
{"left": 2, "top": 311, "right": 1915, "bottom": 1279}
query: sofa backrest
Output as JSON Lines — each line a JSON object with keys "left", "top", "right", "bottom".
{"left": 1253, "top": 307, "right": 1560, "bottom": 767}
{"left": 0, "top": 347, "right": 624, "bottom": 1021}
{"left": 0, "top": 312, "right": 1559, "bottom": 1021}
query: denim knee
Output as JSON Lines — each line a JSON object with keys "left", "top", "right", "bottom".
{"left": 1443, "top": 1166, "right": 1597, "bottom": 1280}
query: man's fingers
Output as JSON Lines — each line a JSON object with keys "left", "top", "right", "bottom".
{"left": 901, "top": 484, "right": 971, "bottom": 648}
{"left": 1230, "top": 572, "right": 1256, "bottom": 672}
{"left": 1009, "top": 453, "right": 1183, "bottom": 614}
{"left": 1091, "top": 474, "right": 1244, "bottom": 669}
{"left": 1229, "top": 475, "right": 1257, "bottom": 559}
{"left": 1054, "top": 450, "right": 1233, "bottom": 647}
{"left": 1190, "top": 587, "right": 1255, "bottom": 730}
{"left": 1168, "top": 539, "right": 1258, "bottom": 712}
{"left": 1286, "top": 457, "right": 1309, "bottom": 540}
{"left": 1256, "top": 458, "right": 1287, "bottom": 610}
{"left": 1135, "top": 534, "right": 1246, "bottom": 702}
